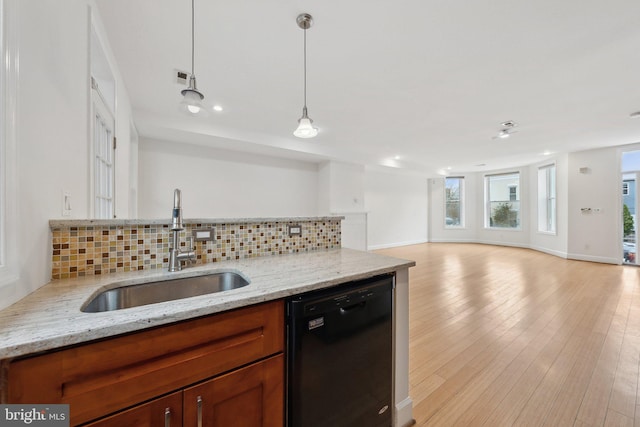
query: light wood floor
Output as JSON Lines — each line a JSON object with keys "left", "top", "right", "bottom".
{"left": 375, "top": 243, "right": 640, "bottom": 427}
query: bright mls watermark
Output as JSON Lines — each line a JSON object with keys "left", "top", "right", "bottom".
{"left": 0, "top": 405, "right": 69, "bottom": 426}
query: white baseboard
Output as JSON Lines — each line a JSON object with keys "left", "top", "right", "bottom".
{"left": 567, "top": 253, "right": 620, "bottom": 265}
{"left": 529, "top": 245, "right": 569, "bottom": 259}
{"left": 395, "top": 396, "right": 414, "bottom": 427}
{"left": 368, "top": 239, "right": 428, "bottom": 251}
{"left": 429, "top": 237, "right": 476, "bottom": 243}
{"left": 475, "top": 239, "right": 530, "bottom": 249}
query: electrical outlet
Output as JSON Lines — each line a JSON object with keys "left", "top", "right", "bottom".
{"left": 288, "top": 224, "right": 302, "bottom": 237}
{"left": 62, "top": 191, "right": 72, "bottom": 216}
{"left": 192, "top": 228, "right": 215, "bottom": 242}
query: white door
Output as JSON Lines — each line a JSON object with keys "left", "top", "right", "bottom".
{"left": 91, "top": 80, "right": 115, "bottom": 219}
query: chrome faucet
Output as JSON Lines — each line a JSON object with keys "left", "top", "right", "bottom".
{"left": 168, "top": 189, "right": 196, "bottom": 272}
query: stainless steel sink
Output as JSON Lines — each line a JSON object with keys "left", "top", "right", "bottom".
{"left": 82, "top": 272, "right": 250, "bottom": 313}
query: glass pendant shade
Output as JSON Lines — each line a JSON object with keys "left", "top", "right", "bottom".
{"left": 293, "top": 107, "right": 318, "bottom": 138}
{"left": 180, "top": 86, "right": 206, "bottom": 116}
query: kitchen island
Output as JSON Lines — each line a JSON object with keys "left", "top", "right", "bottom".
{"left": 0, "top": 248, "right": 415, "bottom": 426}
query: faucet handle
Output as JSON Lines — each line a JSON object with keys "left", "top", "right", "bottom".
{"left": 186, "top": 237, "right": 196, "bottom": 264}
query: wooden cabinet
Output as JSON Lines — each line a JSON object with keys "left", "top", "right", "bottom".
{"left": 3, "top": 301, "right": 284, "bottom": 427}
{"left": 184, "top": 355, "right": 284, "bottom": 427}
{"left": 83, "top": 391, "right": 183, "bottom": 427}
{"left": 84, "top": 354, "right": 283, "bottom": 427}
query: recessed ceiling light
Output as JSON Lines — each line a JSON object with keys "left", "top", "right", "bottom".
{"left": 213, "top": 105, "right": 223, "bottom": 112}
{"left": 394, "top": 155, "right": 401, "bottom": 160}
{"left": 630, "top": 111, "right": 640, "bottom": 118}
{"left": 542, "top": 151, "right": 552, "bottom": 156}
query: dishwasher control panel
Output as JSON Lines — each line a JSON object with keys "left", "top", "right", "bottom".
{"left": 302, "top": 286, "right": 382, "bottom": 316}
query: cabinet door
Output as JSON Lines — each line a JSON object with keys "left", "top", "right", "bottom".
{"left": 183, "top": 354, "right": 283, "bottom": 427}
{"left": 6, "top": 301, "right": 284, "bottom": 426}
{"left": 83, "top": 391, "right": 182, "bottom": 427}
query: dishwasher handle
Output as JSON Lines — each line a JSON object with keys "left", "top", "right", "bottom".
{"left": 340, "top": 301, "right": 366, "bottom": 314}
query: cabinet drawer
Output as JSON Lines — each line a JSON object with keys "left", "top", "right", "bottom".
{"left": 6, "top": 300, "right": 284, "bottom": 426}
{"left": 83, "top": 391, "right": 183, "bottom": 427}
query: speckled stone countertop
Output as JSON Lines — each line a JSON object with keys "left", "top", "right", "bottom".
{"left": 49, "top": 216, "right": 344, "bottom": 227}
{"left": 0, "top": 248, "right": 414, "bottom": 360}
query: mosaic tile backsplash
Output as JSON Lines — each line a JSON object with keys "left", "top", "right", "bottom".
{"left": 51, "top": 219, "right": 342, "bottom": 280}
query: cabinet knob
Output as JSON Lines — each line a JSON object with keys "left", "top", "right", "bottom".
{"left": 164, "top": 407, "right": 171, "bottom": 427}
{"left": 197, "top": 396, "right": 203, "bottom": 427}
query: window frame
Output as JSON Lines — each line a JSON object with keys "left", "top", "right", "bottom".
{"left": 537, "top": 163, "right": 557, "bottom": 235}
{"left": 90, "top": 78, "right": 116, "bottom": 219}
{"left": 444, "top": 176, "right": 465, "bottom": 228}
{"left": 485, "top": 172, "right": 521, "bottom": 230}
{"left": 0, "top": 0, "right": 19, "bottom": 287}
{"left": 623, "top": 182, "right": 629, "bottom": 196}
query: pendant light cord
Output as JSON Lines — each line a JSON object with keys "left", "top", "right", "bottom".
{"left": 191, "top": 0, "right": 195, "bottom": 77}
{"left": 303, "top": 28, "right": 307, "bottom": 109}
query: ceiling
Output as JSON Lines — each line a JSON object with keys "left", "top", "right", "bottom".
{"left": 95, "top": 0, "right": 640, "bottom": 176}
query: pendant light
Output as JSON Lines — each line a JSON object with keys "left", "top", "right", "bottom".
{"left": 180, "top": 0, "right": 206, "bottom": 116}
{"left": 293, "top": 13, "right": 318, "bottom": 138}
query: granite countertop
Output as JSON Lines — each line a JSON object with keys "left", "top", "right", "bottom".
{"left": 49, "top": 216, "right": 344, "bottom": 227}
{"left": 0, "top": 248, "right": 414, "bottom": 360}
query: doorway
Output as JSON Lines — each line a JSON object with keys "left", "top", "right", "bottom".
{"left": 621, "top": 151, "right": 639, "bottom": 265}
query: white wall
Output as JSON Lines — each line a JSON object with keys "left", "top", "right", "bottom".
{"left": 138, "top": 138, "right": 318, "bottom": 218}
{"left": 0, "top": 0, "right": 134, "bottom": 310}
{"left": 317, "top": 161, "right": 365, "bottom": 214}
{"left": 567, "top": 147, "right": 621, "bottom": 263}
{"left": 317, "top": 162, "right": 331, "bottom": 215}
{"left": 317, "top": 161, "right": 368, "bottom": 250}
{"left": 365, "top": 170, "right": 428, "bottom": 250}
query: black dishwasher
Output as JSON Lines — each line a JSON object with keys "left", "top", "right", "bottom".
{"left": 286, "top": 274, "right": 394, "bottom": 427}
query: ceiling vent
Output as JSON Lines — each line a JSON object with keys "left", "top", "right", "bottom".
{"left": 493, "top": 120, "right": 518, "bottom": 140}
{"left": 175, "top": 69, "right": 189, "bottom": 85}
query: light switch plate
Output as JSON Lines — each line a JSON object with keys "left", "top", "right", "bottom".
{"left": 62, "top": 190, "right": 72, "bottom": 216}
